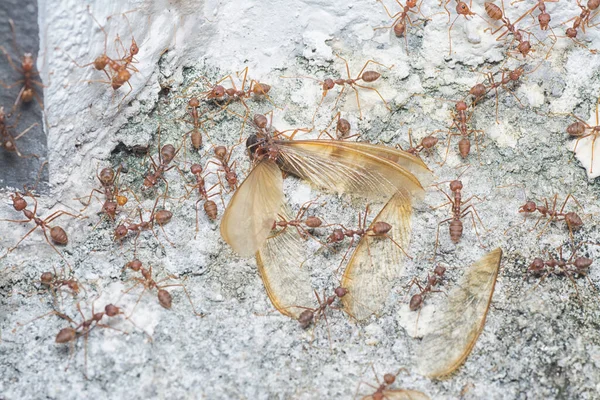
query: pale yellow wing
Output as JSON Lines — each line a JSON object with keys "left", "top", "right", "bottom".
{"left": 329, "top": 141, "right": 433, "bottom": 186}
{"left": 341, "top": 192, "right": 412, "bottom": 321}
{"left": 362, "top": 389, "right": 431, "bottom": 400}
{"left": 276, "top": 140, "right": 425, "bottom": 201}
{"left": 417, "top": 248, "right": 503, "bottom": 378}
{"left": 256, "top": 205, "right": 317, "bottom": 319}
{"left": 220, "top": 160, "right": 283, "bottom": 257}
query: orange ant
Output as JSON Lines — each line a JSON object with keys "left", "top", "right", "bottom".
{"left": 271, "top": 199, "right": 332, "bottom": 245}
{"left": 0, "top": 19, "right": 45, "bottom": 110}
{"left": 327, "top": 204, "right": 410, "bottom": 270}
{"left": 178, "top": 97, "right": 212, "bottom": 151}
{"left": 123, "top": 259, "right": 204, "bottom": 316}
{"left": 37, "top": 267, "right": 84, "bottom": 307}
{"left": 355, "top": 366, "right": 426, "bottom": 400}
{"left": 566, "top": 96, "right": 600, "bottom": 174}
{"left": 561, "top": 0, "right": 600, "bottom": 51}
{"left": 76, "top": 165, "right": 131, "bottom": 221}
{"left": 484, "top": 0, "right": 540, "bottom": 58}
{"left": 0, "top": 106, "right": 39, "bottom": 158}
{"left": 1, "top": 189, "right": 84, "bottom": 268}
{"left": 511, "top": 0, "right": 558, "bottom": 30}
{"left": 442, "top": 0, "right": 477, "bottom": 55}
{"left": 374, "top": 0, "right": 426, "bottom": 51}
{"left": 181, "top": 163, "right": 223, "bottom": 237}
{"left": 283, "top": 56, "right": 393, "bottom": 120}
{"left": 518, "top": 194, "right": 584, "bottom": 240}
{"left": 407, "top": 265, "right": 447, "bottom": 311}
{"left": 113, "top": 198, "right": 174, "bottom": 254}
{"left": 142, "top": 126, "right": 185, "bottom": 201}
{"left": 431, "top": 177, "right": 486, "bottom": 259}
{"left": 293, "top": 287, "right": 348, "bottom": 349}
{"left": 526, "top": 243, "right": 597, "bottom": 304}
{"left": 396, "top": 128, "right": 438, "bottom": 158}
{"left": 317, "top": 112, "right": 359, "bottom": 140}
{"left": 478, "top": 66, "right": 527, "bottom": 123}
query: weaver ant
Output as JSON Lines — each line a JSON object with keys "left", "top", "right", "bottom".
{"left": 76, "top": 165, "right": 131, "bottom": 221}
{"left": 566, "top": 96, "right": 600, "bottom": 174}
{"left": 0, "top": 106, "right": 39, "bottom": 158}
{"left": 317, "top": 112, "right": 359, "bottom": 141}
{"left": 442, "top": 0, "right": 477, "bottom": 55}
{"left": 431, "top": 177, "right": 486, "bottom": 259}
{"left": 0, "top": 19, "right": 45, "bottom": 110}
{"left": 396, "top": 129, "right": 438, "bottom": 158}
{"left": 1, "top": 189, "right": 84, "bottom": 268}
{"left": 181, "top": 163, "right": 223, "bottom": 237}
{"left": 123, "top": 260, "right": 204, "bottom": 316}
{"left": 517, "top": 194, "right": 584, "bottom": 240}
{"left": 511, "top": 0, "right": 557, "bottom": 30}
{"left": 484, "top": 0, "right": 539, "bottom": 58}
{"left": 374, "top": 0, "right": 426, "bottom": 52}
{"left": 407, "top": 265, "right": 447, "bottom": 311}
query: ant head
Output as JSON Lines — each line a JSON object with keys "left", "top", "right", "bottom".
{"left": 328, "top": 228, "right": 345, "bottom": 243}
{"left": 406, "top": 0, "right": 418, "bottom": 8}
{"left": 105, "top": 304, "right": 121, "bottom": 317}
{"left": 538, "top": 12, "right": 551, "bottom": 28}
{"left": 22, "top": 53, "right": 34, "bottom": 69}
{"left": 40, "top": 272, "right": 54, "bottom": 285}
{"left": 517, "top": 41, "right": 532, "bottom": 56}
{"left": 334, "top": 287, "right": 348, "bottom": 298}
{"left": 253, "top": 114, "right": 268, "bottom": 129}
{"left": 99, "top": 167, "right": 115, "bottom": 185}
{"left": 449, "top": 180, "right": 463, "bottom": 191}
{"left": 143, "top": 174, "right": 158, "bottom": 187}
{"left": 529, "top": 257, "right": 545, "bottom": 274}
{"left": 214, "top": 145, "right": 227, "bottom": 160}
{"left": 322, "top": 78, "right": 335, "bottom": 91}
{"left": 519, "top": 201, "right": 537, "bottom": 213}
{"left": 130, "top": 40, "right": 139, "bottom": 56}
{"left": 509, "top": 68, "right": 524, "bottom": 81}
{"left": 455, "top": 101, "right": 468, "bottom": 112}
{"left": 566, "top": 28, "right": 577, "bottom": 38}
{"left": 114, "top": 224, "right": 128, "bottom": 240}
{"left": 103, "top": 201, "right": 118, "bottom": 217}
{"left": 456, "top": 1, "right": 473, "bottom": 16}
{"left": 225, "top": 171, "right": 237, "bottom": 185}
{"left": 127, "top": 259, "right": 142, "bottom": 271}
{"left": 211, "top": 85, "right": 226, "bottom": 98}
{"left": 188, "top": 97, "right": 200, "bottom": 108}
{"left": 11, "top": 193, "right": 27, "bottom": 211}
{"left": 434, "top": 265, "right": 446, "bottom": 276}
{"left": 383, "top": 373, "right": 396, "bottom": 385}
{"left": 336, "top": 118, "right": 351, "bottom": 134}
{"left": 190, "top": 163, "right": 203, "bottom": 175}
{"left": 246, "top": 134, "right": 261, "bottom": 160}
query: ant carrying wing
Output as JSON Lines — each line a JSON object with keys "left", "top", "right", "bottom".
{"left": 276, "top": 140, "right": 429, "bottom": 200}
{"left": 341, "top": 191, "right": 413, "bottom": 321}
{"left": 416, "top": 248, "right": 502, "bottom": 378}
{"left": 256, "top": 205, "right": 317, "bottom": 319}
{"left": 220, "top": 159, "right": 283, "bottom": 257}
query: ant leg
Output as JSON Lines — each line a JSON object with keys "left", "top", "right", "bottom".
{"left": 430, "top": 218, "right": 452, "bottom": 261}
{"left": 354, "top": 84, "right": 390, "bottom": 112}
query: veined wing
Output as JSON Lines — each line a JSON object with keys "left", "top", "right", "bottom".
{"left": 329, "top": 141, "right": 433, "bottom": 186}
{"left": 275, "top": 140, "right": 425, "bottom": 201}
{"left": 362, "top": 389, "right": 430, "bottom": 400}
{"left": 417, "top": 248, "right": 503, "bottom": 378}
{"left": 341, "top": 191, "right": 413, "bottom": 321}
{"left": 220, "top": 159, "right": 283, "bottom": 257}
{"left": 256, "top": 205, "right": 317, "bottom": 319}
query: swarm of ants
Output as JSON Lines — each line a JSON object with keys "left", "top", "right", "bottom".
{"left": 1, "top": 0, "right": 600, "bottom": 395}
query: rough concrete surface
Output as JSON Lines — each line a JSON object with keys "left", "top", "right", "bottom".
{"left": 1, "top": 0, "right": 600, "bottom": 399}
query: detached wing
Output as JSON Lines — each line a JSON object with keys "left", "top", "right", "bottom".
{"left": 276, "top": 140, "right": 425, "bottom": 201}
{"left": 256, "top": 205, "right": 317, "bottom": 319}
{"left": 220, "top": 160, "right": 283, "bottom": 257}
{"left": 417, "top": 248, "right": 503, "bottom": 378}
{"left": 341, "top": 192, "right": 413, "bottom": 321}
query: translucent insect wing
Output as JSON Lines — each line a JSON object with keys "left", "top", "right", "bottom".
{"left": 416, "top": 248, "right": 503, "bottom": 378}
{"left": 329, "top": 141, "right": 433, "bottom": 185}
{"left": 362, "top": 390, "right": 431, "bottom": 400}
{"left": 341, "top": 191, "right": 413, "bottom": 321}
{"left": 256, "top": 206, "right": 317, "bottom": 319}
{"left": 276, "top": 141, "right": 425, "bottom": 201}
{"left": 220, "top": 160, "right": 283, "bottom": 257}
